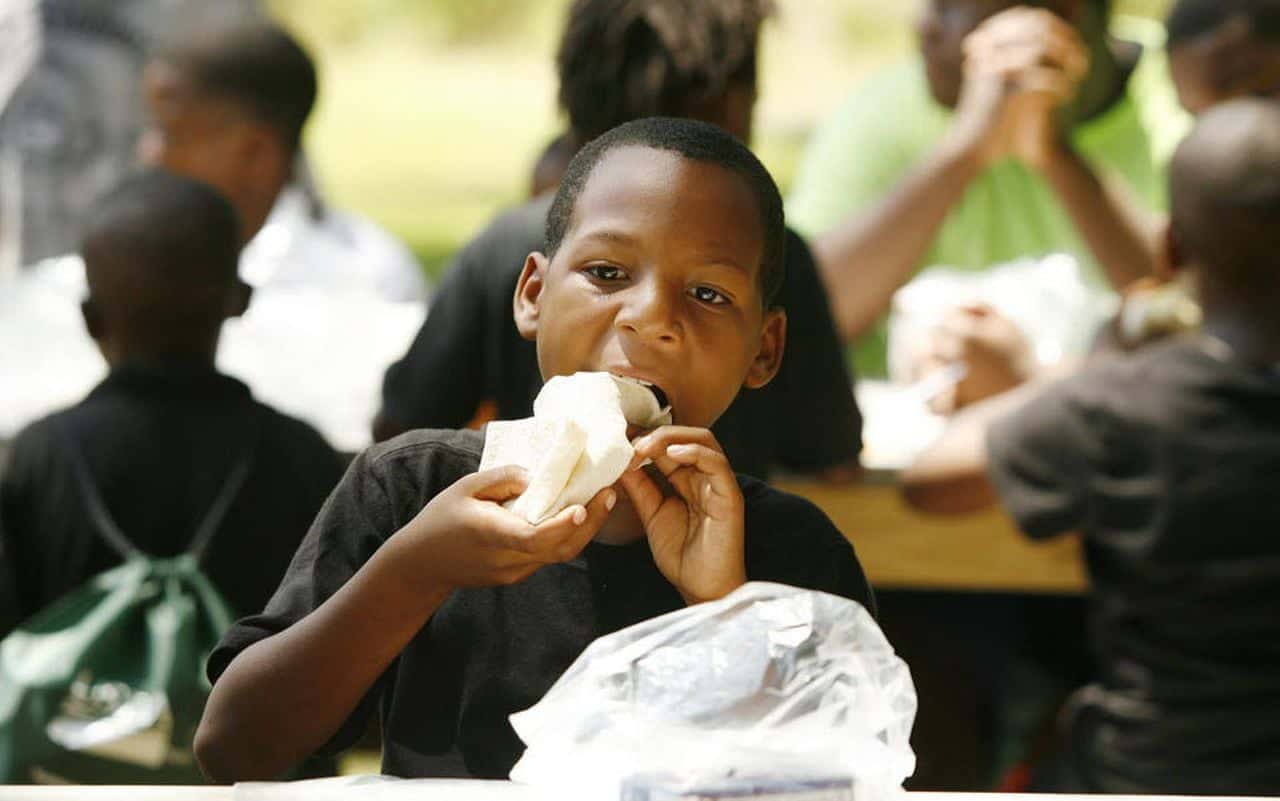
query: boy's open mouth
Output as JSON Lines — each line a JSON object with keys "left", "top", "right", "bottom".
{"left": 630, "top": 378, "right": 669, "bottom": 410}
{"left": 611, "top": 373, "right": 671, "bottom": 413}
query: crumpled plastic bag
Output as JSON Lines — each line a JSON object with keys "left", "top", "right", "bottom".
{"left": 509, "top": 582, "right": 916, "bottom": 800}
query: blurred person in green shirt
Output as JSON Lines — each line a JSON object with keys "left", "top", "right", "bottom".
{"left": 787, "top": 0, "right": 1187, "bottom": 377}
{"left": 895, "top": 0, "right": 1280, "bottom": 411}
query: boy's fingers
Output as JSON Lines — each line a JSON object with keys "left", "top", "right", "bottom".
{"left": 462, "top": 465, "right": 530, "bottom": 502}
{"left": 549, "top": 488, "right": 616, "bottom": 561}
{"left": 526, "top": 487, "right": 616, "bottom": 561}
{"left": 632, "top": 426, "right": 724, "bottom": 459}
{"left": 468, "top": 503, "right": 543, "bottom": 554}
{"left": 664, "top": 444, "right": 738, "bottom": 503}
{"left": 619, "top": 469, "right": 664, "bottom": 527}
{"left": 632, "top": 428, "right": 726, "bottom": 500}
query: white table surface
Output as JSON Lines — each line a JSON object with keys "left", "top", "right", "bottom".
{"left": 0, "top": 784, "right": 1272, "bottom": 801}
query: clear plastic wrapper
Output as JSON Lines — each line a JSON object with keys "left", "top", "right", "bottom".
{"left": 509, "top": 582, "right": 916, "bottom": 800}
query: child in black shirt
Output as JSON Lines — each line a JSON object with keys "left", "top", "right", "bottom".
{"left": 976, "top": 99, "right": 1280, "bottom": 794}
{"left": 196, "top": 118, "right": 875, "bottom": 783}
{"left": 0, "top": 171, "right": 344, "bottom": 636}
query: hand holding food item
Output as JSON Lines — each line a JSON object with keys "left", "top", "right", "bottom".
{"left": 480, "top": 372, "right": 671, "bottom": 523}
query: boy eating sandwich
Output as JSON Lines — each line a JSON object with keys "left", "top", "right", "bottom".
{"left": 193, "top": 118, "right": 875, "bottom": 782}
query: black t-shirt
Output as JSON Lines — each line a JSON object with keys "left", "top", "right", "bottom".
{"left": 378, "top": 196, "right": 862, "bottom": 479}
{"left": 208, "top": 427, "right": 874, "bottom": 779}
{"left": 986, "top": 336, "right": 1280, "bottom": 795}
{"left": 0, "top": 365, "right": 346, "bottom": 636}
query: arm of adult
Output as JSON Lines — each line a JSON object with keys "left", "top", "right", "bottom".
{"left": 902, "top": 365, "right": 1096, "bottom": 540}
{"left": 1032, "top": 138, "right": 1157, "bottom": 288}
{"left": 194, "top": 461, "right": 614, "bottom": 782}
{"left": 809, "top": 134, "right": 988, "bottom": 344}
{"left": 899, "top": 379, "right": 1046, "bottom": 515}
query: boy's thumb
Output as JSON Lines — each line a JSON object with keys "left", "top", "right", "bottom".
{"left": 464, "top": 465, "right": 529, "bottom": 502}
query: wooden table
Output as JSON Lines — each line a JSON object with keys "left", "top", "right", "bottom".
{"left": 776, "top": 472, "right": 1087, "bottom": 595}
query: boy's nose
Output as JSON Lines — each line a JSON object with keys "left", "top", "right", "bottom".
{"left": 616, "top": 281, "right": 682, "bottom": 347}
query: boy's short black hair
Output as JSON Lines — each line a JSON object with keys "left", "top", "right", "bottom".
{"left": 545, "top": 117, "right": 785, "bottom": 308}
{"left": 1170, "top": 98, "right": 1280, "bottom": 308}
{"left": 556, "top": 0, "right": 773, "bottom": 144}
{"left": 158, "top": 19, "right": 316, "bottom": 153}
{"left": 1167, "top": 0, "right": 1280, "bottom": 48}
{"left": 82, "top": 170, "right": 241, "bottom": 342}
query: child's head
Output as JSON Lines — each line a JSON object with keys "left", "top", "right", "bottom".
{"left": 556, "top": 0, "right": 772, "bottom": 149}
{"left": 916, "top": 0, "right": 1109, "bottom": 108}
{"left": 514, "top": 117, "right": 786, "bottom": 430}
{"left": 80, "top": 169, "right": 248, "bottom": 368}
{"left": 1166, "top": 0, "right": 1280, "bottom": 116}
{"left": 529, "top": 133, "right": 574, "bottom": 199}
{"left": 1167, "top": 99, "right": 1280, "bottom": 323}
{"left": 138, "top": 18, "right": 316, "bottom": 244}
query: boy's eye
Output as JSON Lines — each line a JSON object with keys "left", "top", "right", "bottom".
{"left": 584, "top": 264, "right": 626, "bottom": 282}
{"left": 690, "top": 285, "right": 729, "bottom": 305}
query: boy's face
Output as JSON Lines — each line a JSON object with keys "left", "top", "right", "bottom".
{"left": 514, "top": 146, "right": 785, "bottom": 431}
{"left": 137, "top": 60, "right": 268, "bottom": 240}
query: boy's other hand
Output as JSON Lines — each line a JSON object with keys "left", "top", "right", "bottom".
{"left": 621, "top": 427, "right": 747, "bottom": 605}
{"left": 391, "top": 465, "right": 615, "bottom": 592}
{"left": 952, "top": 7, "right": 1089, "bottom": 169}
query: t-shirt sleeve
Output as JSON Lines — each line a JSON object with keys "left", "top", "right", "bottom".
{"left": 379, "top": 243, "right": 490, "bottom": 430}
{"left": 770, "top": 232, "right": 863, "bottom": 472}
{"left": 985, "top": 378, "right": 1101, "bottom": 539}
{"left": 206, "top": 447, "right": 401, "bottom": 756}
{"left": 785, "top": 62, "right": 925, "bottom": 240}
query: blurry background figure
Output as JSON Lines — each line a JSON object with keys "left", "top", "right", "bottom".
{"left": 240, "top": 157, "right": 428, "bottom": 302}
{"left": 0, "top": 0, "right": 256, "bottom": 272}
{"left": 527, "top": 132, "right": 571, "bottom": 199}
{"left": 0, "top": 0, "right": 40, "bottom": 281}
{"left": 1166, "top": 0, "right": 1280, "bottom": 115}
{"left": 1, "top": 9, "right": 427, "bottom": 454}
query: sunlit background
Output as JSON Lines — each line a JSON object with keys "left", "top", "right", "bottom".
{"left": 269, "top": 0, "right": 1174, "bottom": 281}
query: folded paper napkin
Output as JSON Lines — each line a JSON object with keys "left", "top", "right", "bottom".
{"left": 479, "top": 372, "right": 672, "bottom": 523}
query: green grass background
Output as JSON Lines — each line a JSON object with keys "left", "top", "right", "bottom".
{"left": 269, "top": 0, "right": 1174, "bottom": 282}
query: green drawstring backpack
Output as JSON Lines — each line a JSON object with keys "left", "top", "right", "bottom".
{"left": 0, "top": 429, "right": 253, "bottom": 783}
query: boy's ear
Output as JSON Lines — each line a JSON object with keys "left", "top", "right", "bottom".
{"left": 80, "top": 298, "right": 104, "bottom": 341}
{"left": 225, "top": 279, "right": 252, "bottom": 319}
{"left": 1157, "top": 220, "right": 1185, "bottom": 281}
{"left": 513, "top": 252, "right": 550, "bottom": 342}
{"left": 743, "top": 308, "right": 786, "bottom": 390}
